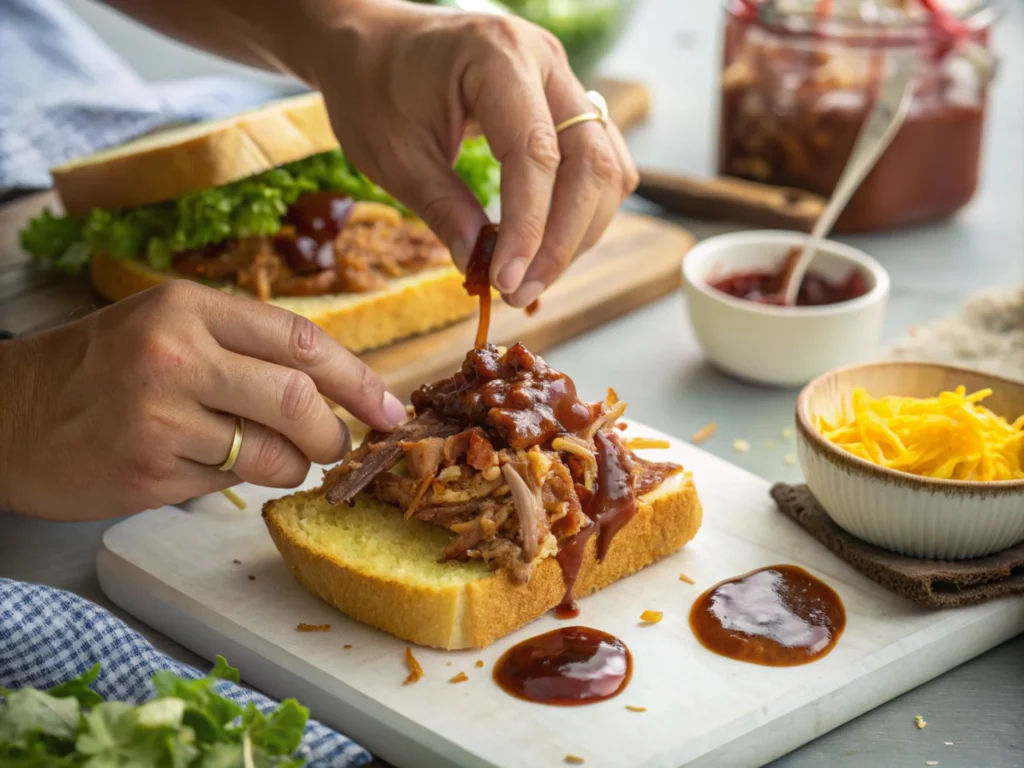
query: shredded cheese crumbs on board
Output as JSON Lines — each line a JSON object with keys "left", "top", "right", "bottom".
{"left": 625, "top": 705, "right": 647, "bottom": 712}
{"left": 475, "top": 660, "right": 484, "bottom": 668}
{"left": 784, "top": 453, "right": 796, "bottom": 465}
{"left": 403, "top": 647, "right": 424, "bottom": 685}
{"left": 679, "top": 573, "right": 696, "bottom": 585}
{"left": 914, "top": 715, "right": 927, "bottom": 729}
{"left": 449, "top": 672, "right": 468, "bottom": 683}
{"left": 733, "top": 439, "right": 751, "bottom": 453}
{"left": 565, "top": 756, "right": 585, "bottom": 765}
{"left": 819, "top": 387, "right": 1024, "bottom": 481}
{"left": 220, "top": 488, "right": 247, "bottom": 510}
{"left": 623, "top": 437, "right": 671, "bottom": 450}
{"left": 692, "top": 423, "right": 718, "bottom": 444}
{"left": 296, "top": 623, "right": 330, "bottom": 632}
{"left": 639, "top": 610, "right": 664, "bottom": 624}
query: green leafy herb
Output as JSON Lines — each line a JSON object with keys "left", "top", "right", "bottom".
{"left": 21, "top": 139, "right": 501, "bottom": 275}
{"left": 0, "top": 656, "right": 311, "bottom": 767}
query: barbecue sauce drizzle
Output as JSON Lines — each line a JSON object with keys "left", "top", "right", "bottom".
{"left": 493, "top": 626, "right": 632, "bottom": 706}
{"left": 458, "top": 224, "right": 676, "bottom": 617}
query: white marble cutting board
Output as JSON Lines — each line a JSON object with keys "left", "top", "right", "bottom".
{"left": 97, "top": 419, "right": 1024, "bottom": 768}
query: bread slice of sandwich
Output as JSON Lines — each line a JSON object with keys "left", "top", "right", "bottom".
{"left": 20, "top": 92, "right": 500, "bottom": 353}
{"left": 263, "top": 342, "right": 702, "bottom": 649}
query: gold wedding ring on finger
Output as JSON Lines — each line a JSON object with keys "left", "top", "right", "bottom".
{"left": 218, "top": 417, "right": 245, "bottom": 472}
{"left": 554, "top": 90, "right": 609, "bottom": 134}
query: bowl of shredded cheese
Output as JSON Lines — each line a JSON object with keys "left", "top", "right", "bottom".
{"left": 796, "top": 362, "right": 1024, "bottom": 559}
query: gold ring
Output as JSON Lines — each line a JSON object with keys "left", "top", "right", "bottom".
{"left": 218, "top": 417, "right": 245, "bottom": 473}
{"left": 554, "top": 90, "right": 609, "bottom": 134}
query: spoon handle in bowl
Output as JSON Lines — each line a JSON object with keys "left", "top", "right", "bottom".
{"left": 782, "top": 52, "right": 917, "bottom": 306}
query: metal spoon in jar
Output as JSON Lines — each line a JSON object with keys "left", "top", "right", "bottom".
{"left": 778, "top": 52, "right": 917, "bottom": 307}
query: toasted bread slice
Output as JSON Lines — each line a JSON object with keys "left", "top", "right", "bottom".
{"left": 262, "top": 471, "right": 702, "bottom": 649}
{"left": 89, "top": 253, "right": 477, "bottom": 354}
{"left": 52, "top": 93, "right": 338, "bottom": 214}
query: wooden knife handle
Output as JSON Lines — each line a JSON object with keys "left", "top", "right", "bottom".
{"left": 635, "top": 169, "right": 826, "bottom": 232}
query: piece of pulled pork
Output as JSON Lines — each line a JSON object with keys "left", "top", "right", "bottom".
{"left": 324, "top": 343, "right": 682, "bottom": 583}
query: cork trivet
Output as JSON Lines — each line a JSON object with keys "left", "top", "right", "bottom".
{"left": 771, "top": 483, "right": 1024, "bottom": 608}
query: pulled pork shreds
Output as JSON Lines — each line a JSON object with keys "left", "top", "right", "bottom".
{"left": 172, "top": 195, "right": 449, "bottom": 301}
{"left": 324, "top": 343, "right": 682, "bottom": 586}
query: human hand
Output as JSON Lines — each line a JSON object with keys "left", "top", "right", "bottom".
{"left": 0, "top": 281, "right": 407, "bottom": 522}
{"left": 292, "top": 0, "right": 639, "bottom": 307}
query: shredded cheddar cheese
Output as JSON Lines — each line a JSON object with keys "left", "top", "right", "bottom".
{"left": 639, "top": 610, "right": 664, "bottom": 624}
{"left": 819, "top": 387, "right": 1024, "bottom": 481}
{"left": 623, "top": 437, "right": 671, "bottom": 450}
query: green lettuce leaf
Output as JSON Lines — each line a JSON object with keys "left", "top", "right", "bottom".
{"left": 21, "top": 140, "right": 501, "bottom": 275}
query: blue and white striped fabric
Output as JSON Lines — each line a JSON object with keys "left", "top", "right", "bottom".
{"left": 0, "top": 0, "right": 305, "bottom": 191}
{"left": 0, "top": 578, "right": 371, "bottom": 767}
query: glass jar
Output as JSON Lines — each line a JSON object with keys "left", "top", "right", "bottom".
{"left": 717, "top": 0, "right": 1001, "bottom": 233}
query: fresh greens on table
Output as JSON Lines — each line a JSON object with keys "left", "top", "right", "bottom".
{"left": 0, "top": 656, "right": 311, "bottom": 767}
{"left": 20, "top": 137, "right": 500, "bottom": 276}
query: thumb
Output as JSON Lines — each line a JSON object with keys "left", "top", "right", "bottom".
{"left": 383, "top": 147, "right": 492, "bottom": 273}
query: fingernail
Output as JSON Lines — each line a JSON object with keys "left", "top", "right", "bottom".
{"left": 382, "top": 392, "right": 408, "bottom": 427}
{"left": 496, "top": 259, "right": 527, "bottom": 294}
{"left": 511, "top": 280, "right": 545, "bottom": 309}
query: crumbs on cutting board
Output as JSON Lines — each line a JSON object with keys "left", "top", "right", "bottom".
{"left": 678, "top": 573, "right": 695, "bottom": 585}
{"left": 782, "top": 427, "right": 794, "bottom": 439}
{"left": 784, "top": 453, "right": 796, "bottom": 465}
{"left": 247, "top": 575, "right": 256, "bottom": 581}
{"left": 944, "top": 742, "right": 953, "bottom": 746}
{"left": 625, "top": 705, "right": 647, "bottom": 713}
{"left": 344, "top": 644, "right": 353, "bottom": 650}
{"left": 403, "top": 648, "right": 424, "bottom": 685}
{"left": 232, "top": 559, "right": 242, "bottom": 565}
{"left": 926, "top": 762, "right": 938, "bottom": 766}
{"left": 449, "top": 672, "right": 468, "bottom": 684}
{"left": 914, "top": 715, "right": 927, "bottom": 729}
{"left": 565, "top": 756, "right": 585, "bottom": 765}
{"left": 732, "top": 439, "right": 750, "bottom": 453}
{"left": 296, "top": 623, "right": 330, "bottom": 632}
{"left": 639, "top": 610, "right": 663, "bottom": 624}
{"left": 691, "top": 423, "right": 717, "bottom": 444}
{"left": 475, "top": 660, "right": 484, "bottom": 668}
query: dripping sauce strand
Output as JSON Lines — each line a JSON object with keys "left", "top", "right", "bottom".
{"left": 555, "top": 432, "right": 639, "bottom": 619}
{"left": 463, "top": 224, "right": 499, "bottom": 349}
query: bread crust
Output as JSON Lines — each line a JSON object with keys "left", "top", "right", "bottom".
{"left": 52, "top": 93, "right": 338, "bottom": 214}
{"left": 262, "top": 474, "right": 702, "bottom": 649}
{"left": 89, "top": 252, "right": 478, "bottom": 354}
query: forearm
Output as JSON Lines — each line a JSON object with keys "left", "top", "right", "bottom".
{"left": 99, "top": 0, "right": 399, "bottom": 82}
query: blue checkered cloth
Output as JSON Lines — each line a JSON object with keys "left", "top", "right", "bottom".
{"left": 0, "top": 578, "right": 371, "bottom": 767}
{"left": 0, "top": 0, "right": 306, "bottom": 191}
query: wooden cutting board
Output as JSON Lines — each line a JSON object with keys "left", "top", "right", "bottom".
{"left": 1, "top": 195, "right": 691, "bottom": 400}
{"left": 96, "top": 419, "right": 1024, "bottom": 768}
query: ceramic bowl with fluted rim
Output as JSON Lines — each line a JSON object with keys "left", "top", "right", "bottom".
{"left": 795, "top": 361, "right": 1024, "bottom": 560}
{"left": 682, "top": 230, "right": 890, "bottom": 388}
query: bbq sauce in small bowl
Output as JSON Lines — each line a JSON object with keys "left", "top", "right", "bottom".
{"left": 689, "top": 565, "right": 845, "bottom": 666}
{"left": 493, "top": 626, "right": 632, "bottom": 705}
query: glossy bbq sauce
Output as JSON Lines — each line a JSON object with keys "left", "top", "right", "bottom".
{"left": 555, "top": 433, "right": 639, "bottom": 619}
{"left": 464, "top": 224, "right": 499, "bottom": 349}
{"left": 276, "top": 192, "right": 355, "bottom": 274}
{"left": 493, "top": 626, "right": 632, "bottom": 705}
{"left": 708, "top": 248, "right": 868, "bottom": 307}
{"left": 689, "top": 565, "right": 846, "bottom": 666}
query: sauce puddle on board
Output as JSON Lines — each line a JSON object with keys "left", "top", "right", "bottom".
{"left": 689, "top": 565, "right": 846, "bottom": 666}
{"left": 493, "top": 626, "right": 632, "bottom": 705}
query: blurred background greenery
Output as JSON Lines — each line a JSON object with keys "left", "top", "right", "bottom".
{"left": 415, "top": 0, "right": 637, "bottom": 83}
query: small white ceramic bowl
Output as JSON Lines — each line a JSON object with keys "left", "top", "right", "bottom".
{"left": 796, "top": 362, "right": 1024, "bottom": 560}
{"left": 682, "top": 230, "right": 890, "bottom": 387}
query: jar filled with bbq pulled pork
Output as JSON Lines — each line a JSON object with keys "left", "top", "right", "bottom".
{"left": 718, "top": 0, "right": 1001, "bottom": 233}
